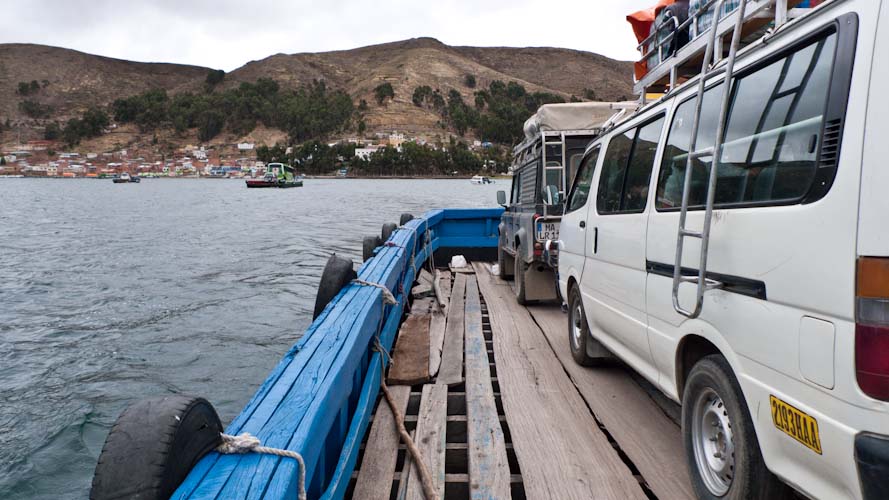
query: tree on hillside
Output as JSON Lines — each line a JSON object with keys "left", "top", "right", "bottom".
{"left": 464, "top": 74, "right": 476, "bottom": 88}
{"left": 18, "top": 100, "right": 53, "bottom": 119}
{"left": 205, "top": 69, "right": 225, "bottom": 89}
{"left": 0, "top": 157, "right": 5, "bottom": 166}
{"left": 44, "top": 122, "right": 61, "bottom": 140}
{"left": 374, "top": 83, "right": 395, "bottom": 105}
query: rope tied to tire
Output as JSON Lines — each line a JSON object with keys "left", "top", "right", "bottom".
{"left": 351, "top": 279, "right": 397, "bottom": 305}
{"left": 216, "top": 433, "right": 307, "bottom": 500}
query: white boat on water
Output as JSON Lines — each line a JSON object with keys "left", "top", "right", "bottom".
{"left": 470, "top": 175, "right": 494, "bottom": 185}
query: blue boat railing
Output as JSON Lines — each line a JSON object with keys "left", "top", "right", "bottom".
{"left": 172, "top": 207, "right": 503, "bottom": 500}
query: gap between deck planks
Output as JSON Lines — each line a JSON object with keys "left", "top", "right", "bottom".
{"left": 473, "top": 262, "right": 648, "bottom": 500}
{"left": 526, "top": 305, "right": 694, "bottom": 500}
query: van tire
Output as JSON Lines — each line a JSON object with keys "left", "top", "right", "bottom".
{"left": 381, "top": 222, "right": 397, "bottom": 243}
{"left": 568, "top": 284, "right": 598, "bottom": 366}
{"left": 682, "top": 355, "right": 788, "bottom": 500}
{"left": 90, "top": 395, "right": 222, "bottom": 500}
{"left": 514, "top": 259, "right": 528, "bottom": 305}
{"left": 313, "top": 254, "right": 357, "bottom": 320}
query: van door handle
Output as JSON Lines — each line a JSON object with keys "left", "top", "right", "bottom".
{"left": 594, "top": 227, "right": 598, "bottom": 254}
{"left": 579, "top": 221, "right": 586, "bottom": 228}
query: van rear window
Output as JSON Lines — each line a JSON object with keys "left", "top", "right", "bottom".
{"left": 657, "top": 31, "right": 839, "bottom": 210}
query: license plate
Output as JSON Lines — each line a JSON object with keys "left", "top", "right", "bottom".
{"left": 536, "top": 221, "right": 559, "bottom": 241}
{"left": 770, "top": 395, "right": 822, "bottom": 454}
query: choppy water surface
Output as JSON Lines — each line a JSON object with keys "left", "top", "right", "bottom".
{"left": 0, "top": 178, "right": 500, "bottom": 499}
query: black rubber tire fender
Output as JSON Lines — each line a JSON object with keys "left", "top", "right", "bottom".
{"left": 90, "top": 395, "right": 222, "bottom": 500}
{"left": 681, "top": 355, "right": 789, "bottom": 500}
{"left": 381, "top": 222, "right": 397, "bottom": 243}
{"left": 399, "top": 213, "right": 414, "bottom": 226}
{"left": 313, "top": 254, "right": 357, "bottom": 320}
{"left": 362, "top": 235, "right": 382, "bottom": 262}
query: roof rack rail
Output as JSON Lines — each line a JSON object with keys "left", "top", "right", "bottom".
{"left": 634, "top": 0, "right": 827, "bottom": 97}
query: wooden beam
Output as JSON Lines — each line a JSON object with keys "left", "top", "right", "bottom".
{"left": 404, "top": 384, "right": 447, "bottom": 500}
{"left": 473, "top": 263, "right": 647, "bottom": 500}
{"left": 463, "top": 276, "right": 511, "bottom": 499}
{"left": 527, "top": 305, "right": 693, "bottom": 500}
{"left": 436, "top": 273, "right": 467, "bottom": 386}
{"left": 352, "top": 386, "right": 411, "bottom": 500}
{"left": 388, "top": 314, "right": 431, "bottom": 386}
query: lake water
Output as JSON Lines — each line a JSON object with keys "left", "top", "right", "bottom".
{"left": 0, "top": 177, "right": 501, "bottom": 499}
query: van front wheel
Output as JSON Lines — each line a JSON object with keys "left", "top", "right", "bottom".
{"left": 682, "top": 355, "right": 787, "bottom": 500}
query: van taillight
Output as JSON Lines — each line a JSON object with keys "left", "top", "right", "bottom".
{"left": 856, "top": 257, "right": 889, "bottom": 401}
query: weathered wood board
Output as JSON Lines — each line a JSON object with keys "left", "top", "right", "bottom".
{"left": 473, "top": 262, "right": 647, "bottom": 500}
{"left": 428, "top": 309, "right": 446, "bottom": 378}
{"left": 463, "top": 276, "right": 511, "bottom": 499}
{"left": 527, "top": 305, "right": 694, "bottom": 500}
{"left": 352, "top": 386, "right": 411, "bottom": 500}
{"left": 436, "top": 273, "right": 467, "bottom": 386}
{"left": 388, "top": 314, "right": 431, "bottom": 385}
{"left": 404, "top": 384, "right": 448, "bottom": 500}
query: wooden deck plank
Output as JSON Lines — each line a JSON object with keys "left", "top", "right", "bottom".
{"left": 527, "top": 305, "right": 694, "bottom": 500}
{"left": 352, "top": 386, "right": 411, "bottom": 500}
{"left": 428, "top": 309, "right": 446, "bottom": 378}
{"left": 436, "top": 273, "right": 467, "bottom": 386}
{"left": 405, "top": 384, "right": 448, "bottom": 500}
{"left": 463, "top": 276, "right": 511, "bottom": 499}
{"left": 473, "top": 262, "right": 647, "bottom": 500}
{"left": 388, "top": 314, "right": 431, "bottom": 386}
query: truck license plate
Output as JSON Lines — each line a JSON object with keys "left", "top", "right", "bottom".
{"left": 536, "top": 221, "right": 559, "bottom": 241}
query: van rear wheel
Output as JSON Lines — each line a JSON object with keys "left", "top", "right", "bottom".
{"left": 682, "top": 355, "right": 788, "bottom": 500}
{"left": 568, "top": 284, "right": 596, "bottom": 366}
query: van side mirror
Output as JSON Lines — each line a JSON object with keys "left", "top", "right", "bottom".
{"left": 544, "top": 185, "right": 560, "bottom": 206}
{"left": 496, "top": 190, "right": 507, "bottom": 207}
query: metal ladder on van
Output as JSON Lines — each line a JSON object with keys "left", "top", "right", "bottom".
{"left": 671, "top": 0, "right": 750, "bottom": 318}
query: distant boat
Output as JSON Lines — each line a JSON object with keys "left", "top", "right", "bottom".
{"left": 113, "top": 173, "right": 132, "bottom": 184}
{"left": 470, "top": 175, "right": 494, "bottom": 185}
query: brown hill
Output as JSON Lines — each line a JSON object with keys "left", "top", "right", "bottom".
{"left": 0, "top": 38, "right": 634, "bottom": 147}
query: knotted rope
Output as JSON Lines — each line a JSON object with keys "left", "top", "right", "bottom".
{"left": 352, "top": 279, "right": 397, "bottom": 305}
{"left": 217, "top": 433, "right": 307, "bottom": 500}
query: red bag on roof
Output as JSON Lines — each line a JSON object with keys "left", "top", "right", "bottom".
{"left": 627, "top": 0, "right": 676, "bottom": 80}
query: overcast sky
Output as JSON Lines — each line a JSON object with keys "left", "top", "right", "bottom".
{"left": 1, "top": 0, "right": 655, "bottom": 71}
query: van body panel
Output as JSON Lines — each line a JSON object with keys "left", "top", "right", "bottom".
{"left": 858, "top": 1, "right": 889, "bottom": 258}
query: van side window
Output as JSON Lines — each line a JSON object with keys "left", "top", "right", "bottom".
{"left": 596, "top": 116, "right": 665, "bottom": 214}
{"left": 566, "top": 147, "right": 600, "bottom": 213}
{"left": 656, "top": 31, "right": 839, "bottom": 210}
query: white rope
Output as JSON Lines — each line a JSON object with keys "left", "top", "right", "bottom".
{"left": 352, "top": 279, "right": 397, "bottom": 305}
{"left": 217, "top": 433, "right": 307, "bottom": 500}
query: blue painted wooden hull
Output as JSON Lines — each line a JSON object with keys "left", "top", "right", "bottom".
{"left": 173, "top": 207, "right": 503, "bottom": 500}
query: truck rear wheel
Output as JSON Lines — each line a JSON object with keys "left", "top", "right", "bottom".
{"left": 514, "top": 259, "right": 528, "bottom": 305}
{"left": 682, "top": 355, "right": 788, "bottom": 500}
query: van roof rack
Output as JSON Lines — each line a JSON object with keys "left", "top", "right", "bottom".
{"left": 634, "top": 0, "right": 835, "bottom": 97}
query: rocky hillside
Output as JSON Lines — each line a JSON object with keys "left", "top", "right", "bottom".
{"left": 0, "top": 38, "right": 634, "bottom": 147}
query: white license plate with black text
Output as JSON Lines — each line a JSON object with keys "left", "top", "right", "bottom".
{"left": 536, "top": 221, "right": 559, "bottom": 241}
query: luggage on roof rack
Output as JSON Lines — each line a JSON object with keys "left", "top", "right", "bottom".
{"left": 628, "top": 0, "right": 830, "bottom": 95}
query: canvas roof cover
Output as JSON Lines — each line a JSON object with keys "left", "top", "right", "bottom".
{"left": 522, "top": 102, "right": 634, "bottom": 140}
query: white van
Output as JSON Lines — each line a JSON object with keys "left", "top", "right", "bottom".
{"left": 558, "top": 1, "right": 889, "bottom": 499}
